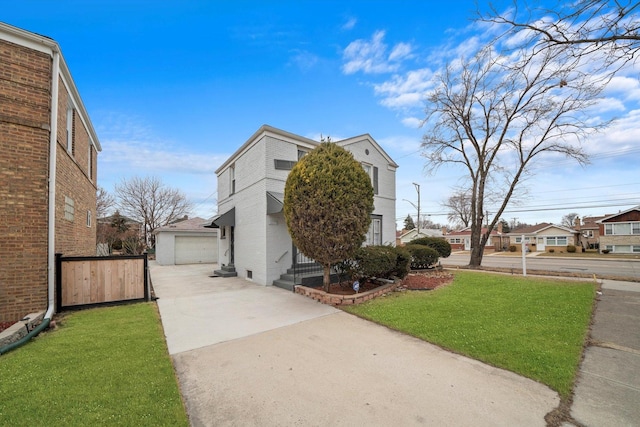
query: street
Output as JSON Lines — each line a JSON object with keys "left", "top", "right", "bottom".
{"left": 442, "top": 252, "right": 640, "bottom": 280}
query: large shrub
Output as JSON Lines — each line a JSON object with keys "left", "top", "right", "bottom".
{"left": 336, "top": 245, "right": 411, "bottom": 281}
{"left": 405, "top": 244, "right": 439, "bottom": 269}
{"left": 284, "top": 142, "right": 374, "bottom": 292}
{"left": 566, "top": 245, "right": 577, "bottom": 253}
{"left": 410, "top": 236, "right": 452, "bottom": 258}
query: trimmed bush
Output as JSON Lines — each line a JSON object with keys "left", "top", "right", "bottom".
{"left": 352, "top": 245, "right": 397, "bottom": 280}
{"left": 567, "top": 245, "right": 577, "bottom": 253}
{"left": 602, "top": 249, "right": 610, "bottom": 254}
{"left": 509, "top": 245, "right": 517, "bottom": 252}
{"left": 410, "top": 236, "right": 452, "bottom": 258}
{"left": 405, "top": 244, "right": 439, "bottom": 269}
{"left": 548, "top": 248, "right": 555, "bottom": 253}
{"left": 391, "top": 246, "right": 411, "bottom": 279}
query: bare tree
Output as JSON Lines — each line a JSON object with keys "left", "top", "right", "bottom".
{"left": 421, "top": 41, "right": 608, "bottom": 267}
{"left": 115, "top": 176, "right": 192, "bottom": 248}
{"left": 96, "top": 186, "right": 115, "bottom": 218}
{"left": 482, "top": 1, "right": 640, "bottom": 69}
{"left": 561, "top": 212, "right": 580, "bottom": 228}
{"left": 443, "top": 189, "right": 472, "bottom": 228}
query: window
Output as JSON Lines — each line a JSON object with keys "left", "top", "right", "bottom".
{"left": 366, "top": 215, "right": 382, "bottom": 246}
{"left": 450, "top": 238, "right": 461, "bottom": 244}
{"left": 515, "top": 237, "right": 531, "bottom": 243}
{"left": 605, "top": 222, "right": 640, "bottom": 235}
{"left": 86, "top": 210, "right": 92, "bottom": 227}
{"left": 229, "top": 165, "right": 235, "bottom": 195}
{"left": 88, "top": 145, "right": 93, "bottom": 180}
{"left": 586, "top": 230, "right": 594, "bottom": 237}
{"left": 297, "top": 149, "right": 308, "bottom": 160}
{"left": 361, "top": 163, "right": 378, "bottom": 195}
{"left": 64, "top": 196, "right": 75, "bottom": 221}
{"left": 66, "top": 105, "right": 74, "bottom": 154}
{"left": 274, "top": 159, "right": 296, "bottom": 170}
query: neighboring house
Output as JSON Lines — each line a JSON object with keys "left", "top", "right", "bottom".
{"left": 575, "top": 215, "right": 606, "bottom": 250}
{"left": 208, "top": 125, "right": 398, "bottom": 288}
{"left": 0, "top": 22, "right": 101, "bottom": 323}
{"left": 154, "top": 217, "right": 218, "bottom": 265}
{"left": 597, "top": 206, "right": 640, "bottom": 254}
{"left": 508, "top": 223, "right": 579, "bottom": 252}
{"left": 446, "top": 225, "right": 506, "bottom": 252}
{"left": 398, "top": 228, "right": 444, "bottom": 246}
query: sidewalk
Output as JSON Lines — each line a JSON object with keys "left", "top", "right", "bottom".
{"left": 569, "top": 279, "right": 640, "bottom": 426}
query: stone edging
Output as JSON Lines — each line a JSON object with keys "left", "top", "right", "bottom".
{"left": 295, "top": 281, "right": 400, "bottom": 306}
{"left": 0, "top": 311, "right": 45, "bottom": 348}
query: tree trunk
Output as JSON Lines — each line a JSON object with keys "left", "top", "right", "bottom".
{"left": 468, "top": 224, "right": 484, "bottom": 268}
{"left": 323, "top": 265, "right": 331, "bottom": 293}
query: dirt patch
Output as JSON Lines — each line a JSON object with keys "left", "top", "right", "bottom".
{"left": 318, "top": 280, "right": 384, "bottom": 295}
{"left": 398, "top": 270, "right": 455, "bottom": 290}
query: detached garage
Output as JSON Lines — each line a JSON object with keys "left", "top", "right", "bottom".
{"left": 154, "top": 217, "right": 218, "bottom": 265}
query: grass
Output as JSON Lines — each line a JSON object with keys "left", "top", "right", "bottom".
{"left": 344, "top": 271, "right": 596, "bottom": 398}
{"left": 0, "top": 303, "right": 188, "bottom": 426}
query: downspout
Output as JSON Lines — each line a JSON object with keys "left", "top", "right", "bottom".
{"left": 45, "top": 49, "right": 60, "bottom": 322}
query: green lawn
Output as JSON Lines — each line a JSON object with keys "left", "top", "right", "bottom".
{"left": 0, "top": 303, "right": 188, "bottom": 426}
{"left": 345, "top": 271, "right": 596, "bottom": 398}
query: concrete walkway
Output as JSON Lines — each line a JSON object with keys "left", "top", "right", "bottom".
{"left": 150, "top": 262, "right": 558, "bottom": 426}
{"left": 569, "top": 279, "right": 640, "bottom": 427}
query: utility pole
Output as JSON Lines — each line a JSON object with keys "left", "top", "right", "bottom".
{"left": 413, "top": 182, "right": 420, "bottom": 237}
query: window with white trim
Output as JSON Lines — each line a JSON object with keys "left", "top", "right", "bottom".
{"left": 366, "top": 215, "right": 382, "bottom": 246}
{"left": 361, "top": 162, "right": 378, "bottom": 195}
{"left": 515, "top": 237, "right": 531, "bottom": 243}
{"left": 229, "top": 164, "right": 235, "bottom": 195}
{"left": 604, "top": 222, "right": 640, "bottom": 235}
{"left": 87, "top": 210, "right": 92, "bottom": 227}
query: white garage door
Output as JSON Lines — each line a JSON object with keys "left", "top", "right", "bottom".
{"left": 174, "top": 236, "right": 217, "bottom": 265}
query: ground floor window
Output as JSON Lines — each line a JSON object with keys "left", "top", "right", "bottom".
{"left": 606, "top": 245, "right": 640, "bottom": 253}
{"left": 546, "top": 236, "right": 568, "bottom": 246}
{"left": 366, "top": 215, "right": 382, "bottom": 246}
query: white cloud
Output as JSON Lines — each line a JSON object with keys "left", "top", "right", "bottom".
{"left": 342, "top": 30, "right": 413, "bottom": 75}
{"left": 342, "top": 17, "right": 357, "bottom": 31}
{"left": 401, "top": 117, "right": 423, "bottom": 128}
{"left": 374, "top": 68, "right": 433, "bottom": 109}
{"left": 289, "top": 50, "right": 319, "bottom": 71}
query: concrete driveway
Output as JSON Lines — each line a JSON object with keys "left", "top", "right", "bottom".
{"left": 150, "top": 263, "right": 558, "bottom": 426}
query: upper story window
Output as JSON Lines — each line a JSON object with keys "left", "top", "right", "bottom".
{"left": 230, "top": 164, "right": 236, "bottom": 195}
{"left": 297, "top": 149, "right": 308, "bottom": 160}
{"left": 361, "top": 162, "right": 378, "bottom": 195}
{"left": 88, "top": 145, "right": 94, "bottom": 181}
{"left": 66, "top": 105, "right": 74, "bottom": 155}
{"left": 604, "top": 222, "right": 640, "bottom": 235}
{"left": 274, "top": 159, "right": 296, "bottom": 170}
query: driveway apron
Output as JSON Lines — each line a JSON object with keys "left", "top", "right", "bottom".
{"left": 150, "top": 263, "right": 558, "bottom": 426}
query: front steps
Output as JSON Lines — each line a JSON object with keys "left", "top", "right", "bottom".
{"left": 214, "top": 264, "right": 238, "bottom": 278}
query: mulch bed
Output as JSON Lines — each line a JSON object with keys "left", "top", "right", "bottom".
{"left": 319, "top": 270, "right": 454, "bottom": 295}
{"left": 398, "top": 270, "right": 454, "bottom": 291}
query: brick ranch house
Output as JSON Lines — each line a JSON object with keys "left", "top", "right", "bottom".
{"left": 0, "top": 22, "right": 101, "bottom": 323}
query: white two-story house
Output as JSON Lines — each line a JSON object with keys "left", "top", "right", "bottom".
{"left": 208, "top": 125, "right": 398, "bottom": 289}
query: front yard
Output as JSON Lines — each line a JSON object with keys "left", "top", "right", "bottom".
{"left": 345, "top": 271, "right": 596, "bottom": 399}
{"left": 0, "top": 303, "right": 188, "bottom": 426}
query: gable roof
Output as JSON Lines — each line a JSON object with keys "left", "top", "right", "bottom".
{"left": 154, "top": 217, "right": 213, "bottom": 233}
{"left": 508, "top": 223, "right": 576, "bottom": 235}
{"left": 596, "top": 205, "right": 640, "bottom": 223}
{"left": 0, "top": 22, "right": 101, "bottom": 152}
{"left": 447, "top": 227, "right": 501, "bottom": 236}
{"left": 215, "top": 124, "right": 398, "bottom": 175}
{"left": 399, "top": 228, "right": 443, "bottom": 239}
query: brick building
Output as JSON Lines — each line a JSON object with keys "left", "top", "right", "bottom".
{"left": 0, "top": 22, "right": 101, "bottom": 322}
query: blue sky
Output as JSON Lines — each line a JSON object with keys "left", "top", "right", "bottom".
{"left": 4, "top": 1, "right": 639, "bottom": 228}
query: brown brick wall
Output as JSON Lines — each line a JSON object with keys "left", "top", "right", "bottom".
{"left": 0, "top": 39, "right": 98, "bottom": 323}
{"left": 55, "top": 78, "right": 97, "bottom": 256}
{"left": 0, "top": 40, "right": 51, "bottom": 322}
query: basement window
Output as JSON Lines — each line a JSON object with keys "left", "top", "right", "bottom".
{"left": 247, "top": 270, "right": 253, "bottom": 280}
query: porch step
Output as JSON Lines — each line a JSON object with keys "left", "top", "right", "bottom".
{"left": 213, "top": 264, "right": 237, "bottom": 278}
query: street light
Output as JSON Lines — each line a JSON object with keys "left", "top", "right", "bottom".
{"left": 413, "top": 182, "right": 420, "bottom": 236}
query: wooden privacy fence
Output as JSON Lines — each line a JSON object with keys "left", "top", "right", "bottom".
{"left": 56, "top": 253, "right": 149, "bottom": 311}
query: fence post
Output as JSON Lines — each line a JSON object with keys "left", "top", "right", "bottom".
{"left": 143, "top": 252, "right": 150, "bottom": 301}
{"left": 55, "top": 253, "right": 63, "bottom": 311}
